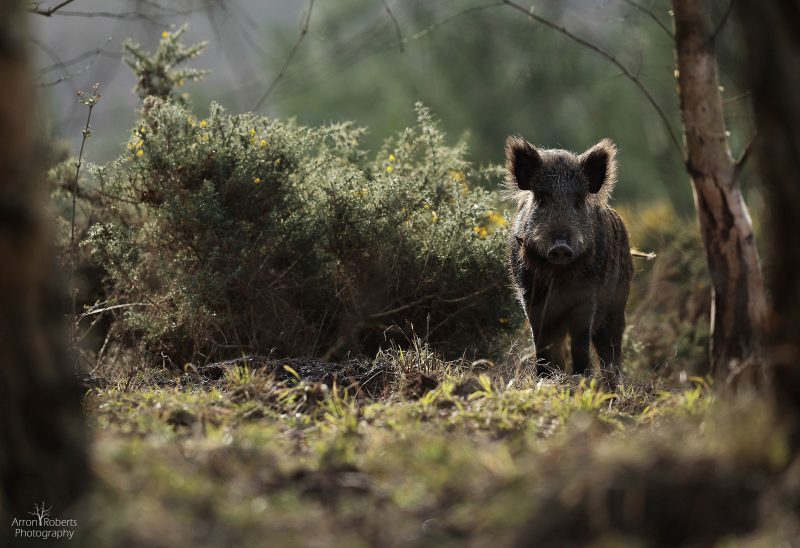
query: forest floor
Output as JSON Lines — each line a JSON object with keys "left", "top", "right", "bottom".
{"left": 76, "top": 346, "right": 800, "bottom": 547}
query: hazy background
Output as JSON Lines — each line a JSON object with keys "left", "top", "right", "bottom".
{"left": 34, "top": 0, "right": 753, "bottom": 212}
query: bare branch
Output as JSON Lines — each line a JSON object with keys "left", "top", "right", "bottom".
{"left": 503, "top": 0, "right": 683, "bottom": 156}
{"left": 30, "top": 2, "right": 202, "bottom": 22}
{"left": 617, "top": 0, "right": 674, "bottom": 40}
{"left": 38, "top": 39, "right": 115, "bottom": 75}
{"left": 35, "top": 37, "right": 114, "bottom": 88}
{"left": 394, "top": 3, "right": 504, "bottom": 49}
{"left": 28, "top": 0, "right": 77, "bottom": 16}
{"left": 35, "top": 10, "right": 177, "bottom": 22}
{"left": 381, "top": 0, "right": 405, "bottom": 52}
{"left": 32, "top": 38, "right": 79, "bottom": 92}
{"left": 254, "top": 0, "right": 315, "bottom": 111}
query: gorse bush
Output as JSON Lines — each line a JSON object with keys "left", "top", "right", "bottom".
{"left": 87, "top": 86, "right": 519, "bottom": 364}
{"left": 122, "top": 25, "right": 209, "bottom": 104}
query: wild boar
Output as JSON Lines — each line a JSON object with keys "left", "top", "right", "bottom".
{"left": 506, "top": 136, "right": 633, "bottom": 375}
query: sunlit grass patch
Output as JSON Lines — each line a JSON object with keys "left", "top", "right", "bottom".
{"left": 80, "top": 348, "right": 800, "bottom": 546}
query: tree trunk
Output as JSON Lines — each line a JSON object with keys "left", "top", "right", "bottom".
{"left": 735, "top": 0, "right": 800, "bottom": 438}
{"left": 0, "top": 0, "right": 88, "bottom": 535}
{"left": 672, "top": 0, "right": 767, "bottom": 386}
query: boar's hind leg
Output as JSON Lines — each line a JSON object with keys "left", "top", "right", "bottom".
{"left": 593, "top": 310, "right": 625, "bottom": 372}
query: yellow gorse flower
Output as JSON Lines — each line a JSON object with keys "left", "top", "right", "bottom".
{"left": 199, "top": 120, "right": 207, "bottom": 128}
{"left": 136, "top": 149, "right": 144, "bottom": 158}
{"left": 388, "top": 153, "right": 396, "bottom": 162}
{"left": 473, "top": 226, "right": 489, "bottom": 239}
{"left": 386, "top": 165, "right": 394, "bottom": 174}
{"left": 161, "top": 31, "right": 170, "bottom": 39}
{"left": 449, "top": 169, "right": 465, "bottom": 183}
{"left": 254, "top": 177, "right": 262, "bottom": 184}
{"left": 259, "top": 139, "right": 268, "bottom": 148}
{"left": 487, "top": 210, "right": 507, "bottom": 227}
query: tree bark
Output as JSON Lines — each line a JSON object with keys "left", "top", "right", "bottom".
{"left": 672, "top": 0, "right": 767, "bottom": 386}
{"left": 0, "top": 0, "right": 88, "bottom": 535}
{"left": 735, "top": 0, "right": 800, "bottom": 437}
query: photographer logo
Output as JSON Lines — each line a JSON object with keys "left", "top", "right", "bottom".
{"left": 10, "top": 502, "right": 77, "bottom": 541}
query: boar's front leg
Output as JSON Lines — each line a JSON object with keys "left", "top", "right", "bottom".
{"left": 569, "top": 302, "right": 596, "bottom": 376}
{"left": 534, "top": 324, "right": 568, "bottom": 374}
{"left": 593, "top": 308, "right": 625, "bottom": 372}
{"left": 529, "top": 296, "right": 568, "bottom": 373}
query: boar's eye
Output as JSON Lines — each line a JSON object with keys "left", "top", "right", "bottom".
{"left": 573, "top": 195, "right": 583, "bottom": 209}
{"left": 536, "top": 193, "right": 551, "bottom": 207}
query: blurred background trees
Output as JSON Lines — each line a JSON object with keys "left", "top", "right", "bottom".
{"left": 35, "top": 1, "right": 756, "bottom": 213}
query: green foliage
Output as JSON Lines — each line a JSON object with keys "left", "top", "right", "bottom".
{"left": 87, "top": 95, "right": 519, "bottom": 364}
{"left": 123, "top": 24, "right": 209, "bottom": 103}
{"left": 262, "top": 1, "right": 697, "bottom": 209}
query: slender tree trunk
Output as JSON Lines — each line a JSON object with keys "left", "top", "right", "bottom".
{"left": 672, "top": 0, "right": 767, "bottom": 386}
{"left": 0, "top": 0, "right": 88, "bottom": 535}
{"left": 735, "top": 0, "right": 800, "bottom": 438}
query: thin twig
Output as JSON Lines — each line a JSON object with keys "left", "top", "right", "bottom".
{"left": 617, "top": 0, "right": 674, "bottom": 39}
{"left": 80, "top": 302, "right": 150, "bottom": 318}
{"left": 254, "top": 0, "right": 315, "bottom": 110}
{"left": 722, "top": 90, "right": 750, "bottom": 105}
{"left": 33, "top": 9, "right": 199, "bottom": 22}
{"left": 37, "top": 40, "right": 113, "bottom": 74}
{"left": 70, "top": 84, "right": 101, "bottom": 349}
{"left": 37, "top": 39, "right": 112, "bottom": 88}
{"left": 381, "top": 0, "right": 405, "bottom": 52}
{"left": 503, "top": 0, "right": 683, "bottom": 156}
{"left": 631, "top": 249, "right": 657, "bottom": 260}
{"left": 28, "top": 0, "right": 77, "bottom": 16}
{"left": 394, "top": 3, "right": 505, "bottom": 49}
{"left": 32, "top": 39, "right": 79, "bottom": 93}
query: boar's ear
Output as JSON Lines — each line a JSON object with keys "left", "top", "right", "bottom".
{"left": 579, "top": 138, "right": 617, "bottom": 194}
{"left": 505, "top": 136, "right": 541, "bottom": 191}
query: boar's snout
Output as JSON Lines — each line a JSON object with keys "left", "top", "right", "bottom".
{"left": 546, "top": 239, "right": 575, "bottom": 265}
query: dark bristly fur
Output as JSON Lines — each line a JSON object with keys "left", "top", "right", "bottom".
{"left": 505, "top": 136, "right": 632, "bottom": 375}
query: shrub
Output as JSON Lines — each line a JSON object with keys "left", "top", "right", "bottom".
{"left": 87, "top": 99, "right": 519, "bottom": 365}
{"left": 620, "top": 203, "right": 712, "bottom": 376}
